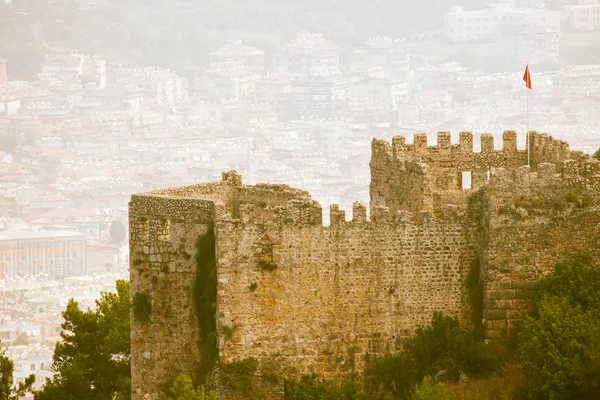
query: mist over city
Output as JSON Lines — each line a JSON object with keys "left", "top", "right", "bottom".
{"left": 1, "top": 0, "right": 600, "bottom": 399}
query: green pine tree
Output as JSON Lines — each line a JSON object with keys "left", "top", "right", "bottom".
{"left": 34, "top": 280, "right": 131, "bottom": 400}
{"left": 0, "top": 341, "right": 36, "bottom": 400}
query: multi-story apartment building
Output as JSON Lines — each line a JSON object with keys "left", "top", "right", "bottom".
{"left": 444, "top": 3, "right": 561, "bottom": 42}
{"left": 514, "top": 0, "right": 547, "bottom": 8}
{"left": 562, "top": 0, "right": 600, "bottom": 30}
{"left": 209, "top": 40, "right": 265, "bottom": 75}
{"left": 0, "top": 230, "right": 87, "bottom": 280}
{"left": 195, "top": 62, "right": 261, "bottom": 101}
{"left": 348, "top": 36, "right": 410, "bottom": 80}
{"left": 7, "top": 344, "right": 54, "bottom": 391}
{"left": 39, "top": 50, "right": 84, "bottom": 82}
{"left": 253, "top": 75, "right": 293, "bottom": 121}
{"left": 288, "top": 72, "right": 353, "bottom": 119}
{"left": 271, "top": 34, "right": 340, "bottom": 77}
{"left": 81, "top": 55, "right": 107, "bottom": 88}
{"left": 502, "top": 25, "right": 560, "bottom": 65}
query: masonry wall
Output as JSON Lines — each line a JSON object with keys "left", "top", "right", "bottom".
{"left": 129, "top": 173, "right": 318, "bottom": 400}
{"left": 370, "top": 138, "right": 434, "bottom": 216}
{"left": 370, "top": 131, "right": 529, "bottom": 216}
{"left": 129, "top": 131, "right": 600, "bottom": 399}
{"left": 370, "top": 131, "right": 582, "bottom": 218}
{"left": 480, "top": 159, "right": 600, "bottom": 339}
{"left": 214, "top": 201, "right": 476, "bottom": 398}
{"left": 129, "top": 197, "right": 213, "bottom": 399}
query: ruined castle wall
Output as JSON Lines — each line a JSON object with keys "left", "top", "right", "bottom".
{"left": 214, "top": 201, "right": 476, "bottom": 397}
{"left": 129, "top": 194, "right": 217, "bottom": 400}
{"left": 529, "top": 132, "right": 588, "bottom": 170}
{"left": 370, "top": 131, "right": 529, "bottom": 217}
{"left": 129, "top": 130, "right": 600, "bottom": 397}
{"left": 370, "top": 138, "right": 434, "bottom": 216}
{"left": 480, "top": 160, "right": 600, "bottom": 338}
{"left": 128, "top": 173, "right": 321, "bottom": 399}
{"left": 370, "top": 131, "right": 582, "bottom": 218}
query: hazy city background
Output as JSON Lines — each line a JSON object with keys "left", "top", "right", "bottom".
{"left": 0, "top": 0, "right": 599, "bottom": 392}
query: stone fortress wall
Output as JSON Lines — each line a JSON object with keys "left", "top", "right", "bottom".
{"left": 129, "top": 131, "right": 600, "bottom": 400}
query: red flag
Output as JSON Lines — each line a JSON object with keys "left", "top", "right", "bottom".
{"left": 523, "top": 65, "right": 532, "bottom": 90}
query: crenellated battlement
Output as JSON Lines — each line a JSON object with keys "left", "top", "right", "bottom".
{"left": 375, "top": 131, "right": 524, "bottom": 160}
{"left": 370, "top": 130, "right": 595, "bottom": 219}
{"left": 373, "top": 131, "right": 582, "bottom": 167}
{"left": 219, "top": 198, "right": 465, "bottom": 229}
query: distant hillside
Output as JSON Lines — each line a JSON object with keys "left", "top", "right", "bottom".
{"left": 1, "top": 0, "right": 485, "bottom": 79}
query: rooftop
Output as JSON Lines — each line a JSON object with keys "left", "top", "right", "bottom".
{"left": 0, "top": 230, "right": 87, "bottom": 241}
{"left": 210, "top": 40, "right": 265, "bottom": 57}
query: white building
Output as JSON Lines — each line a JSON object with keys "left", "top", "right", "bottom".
{"left": 501, "top": 25, "right": 560, "bottom": 65}
{"left": 209, "top": 40, "right": 265, "bottom": 75}
{"left": 562, "top": 0, "right": 600, "bottom": 31}
{"left": 6, "top": 344, "right": 54, "bottom": 391}
{"left": 444, "top": 3, "right": 561, "bottom": 42}
{"left": 348, "top": 36, "right": 410, "bottom": 80}
{"left": 271, "top": 34, "right": 340, "bottom": 78}
{"left": 0, "top": 230, "right": 87, "bottom": 279}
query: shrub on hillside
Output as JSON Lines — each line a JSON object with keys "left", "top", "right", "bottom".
{"left": 284, "top": 374, "right": 368, "bottom": 400}
{"left": 365, "top": 312, "right": 500, "bottom": 399}
{"left": 519, "top": 261, "right": 600, "bottom": 400}
{"left": 159, "top": 373, "right": 215, "bottom": 400}
{"left": 410, "top": 376, "right": 455, "bottom": 400}
{"left": 364, "top": 353, "right": 418, "bottom": 399}
{"left": 409, "top": 312, "right": 499, "bottom": 382}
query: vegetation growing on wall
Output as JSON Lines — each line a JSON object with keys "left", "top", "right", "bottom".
{"left": 219, "top": 358, "right": 259, "bottom": 395}
{"left": 466, "top": 258, "right": 484, "bottom": 337}
{"left": 132, "top": 292, "right": 152, "bottom": 323}
{"left": 221, "top": 325, "right": 235, "bottom": 340}
{"left": 499, "top": 193, "right": 595, "bottom": 217}
{"left": 192, "top": 225, "right": 218, "bottom": 385}
{"left": 159, "top": 373, "right": 216, "bottom": 400}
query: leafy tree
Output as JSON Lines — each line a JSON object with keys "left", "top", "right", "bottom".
{"left": 410, "top": 376, "right": 455, "bottom": 400}
{"left": 519, "top": 262, "right": 600, "bottom": 400}
{"left": 409, "top": 312, "right": 498, "bottom": 382}
{"left": 34, "top": 280, "right": 131, "bottom": 400}
{"left": 593, "top": 148, "right": 600, "bottom": 161}
{"left": 365, "top": 313, "right": 499, "bottom": 399}
{"left": 0, "top": 340, "right": 36, "bottom": 400}
{"left": 159, "top": 374, "right": 216, "bottom": 400}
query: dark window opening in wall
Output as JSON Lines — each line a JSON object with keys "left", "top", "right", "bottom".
{"left": 462, "top": 171, "right": 472, "bottom": 189}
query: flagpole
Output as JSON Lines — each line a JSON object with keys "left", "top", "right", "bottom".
{"left": 527, "top": 86, "right": 530, "bottom": 167}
